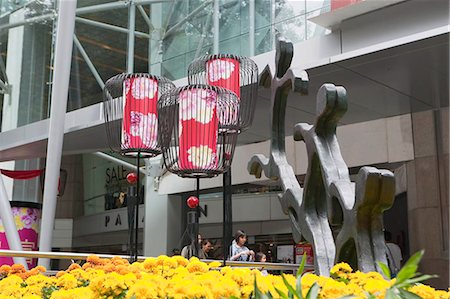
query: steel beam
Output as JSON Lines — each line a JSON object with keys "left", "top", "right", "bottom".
{"left": 194, "top": 13, "right": 212, "bottom": 58}
{"left": 73, "top": 35, "right": 105, "bottom": 89}
{"left": 213, "top": 0, "right": 219, "bottom": 54}
{"left": 0, "top": 176, "right": 27, "bottom": 268}
{"left": 75, "top": 17, "right": 150, "bottom": 39}
{"left": 0, "top": 12, "right": 56, "bottom": 31}
{"left": 0, "top": 0, "right": 169, "bottom": 32}
{"left": 249, "top": 0, "right": 255, "bottom": 56}
{"left": 127, "top": 1, "right": 136, "bottom": 73}
{"left": 137, "top": 5, "right": 153, "bottom": 30}
{"left": 163, "top": 0, "right": 212, "bottom": 39}
{"left": 94, "top": 152, "right": 147, "bottom": 175}
{"left": 38, "top": 0, "right": 77, "bottom": 269}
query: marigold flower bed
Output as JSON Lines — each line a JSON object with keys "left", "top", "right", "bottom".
{"left": 0, "top": 254, "right": 447, "bottom": 299}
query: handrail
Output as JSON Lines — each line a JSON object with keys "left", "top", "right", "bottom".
{"left": 0, "top": 250, "right": 309, "bottom": 272}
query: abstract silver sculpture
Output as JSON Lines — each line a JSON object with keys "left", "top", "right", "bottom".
{"left": 248, "top": 37, "right": 395, "bottom": 275}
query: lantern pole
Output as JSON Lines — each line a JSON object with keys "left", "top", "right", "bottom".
{"left": 134, "top": 151, "right": 140, "bottom": 262}
{"left": 223, "top": 169, "right": 232, "bottom": 263}
{"left": 194, "top": 177, "right": 200, "bottom": 257}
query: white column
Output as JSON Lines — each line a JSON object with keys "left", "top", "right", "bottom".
{"left": 0, "top": 175, "right": 27, "bottom": 267}
{"left": 143, "top": 158, "right": 182, "bottom": 256}
{"left": 38, "top": 0, "right": 77, "bottom": 268}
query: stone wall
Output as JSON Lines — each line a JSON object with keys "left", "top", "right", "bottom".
{"left": 407, "top": 108, "right": 449, "bottom": 288}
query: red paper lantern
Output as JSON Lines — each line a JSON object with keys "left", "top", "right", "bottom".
{"left": 103, "top": 73, "right": 175, "bottom": 157}
{"left": 188, "top": 54, "right": 258, "bottom": 132}
{"left": 158, "top": 85, "right": 240, "bottom": 178}
{"left": 187, "top": 196, "right": 199, "bottom": 209}
{"left": 126, "top": 172, "right": 138, "bottom": 184}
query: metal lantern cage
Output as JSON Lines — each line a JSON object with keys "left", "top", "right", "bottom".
{"left": 188, "top": 54, "right": 259, "bottom": 262}
{"left": 102, "top": 73, "right": 175, "bottom": 157}
{"left": 158, "top": 84, "right": 240, "bottom": 178}
{"left": 102, "top": 73, "right": 175, "bottom": 262}
{"left": 187, "top": 54, "right": 258, "bottom": 131}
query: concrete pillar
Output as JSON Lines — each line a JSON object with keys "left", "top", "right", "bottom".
{"left": 407, "top": 108, "right": 449, "bottom": 289}
{"left": 143, "top": 158, "right": 182, "bottom": 256}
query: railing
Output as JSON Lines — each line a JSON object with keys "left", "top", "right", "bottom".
{"left": 0, "top": 249, "right": 311, "bottom": 273}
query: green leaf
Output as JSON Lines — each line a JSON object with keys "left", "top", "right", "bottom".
{"left": 230, "top": 296, "right": 241, "bottom": 299}
{"left": 335, "top": 296, "right": 356, "bottom": 299}
{"left": 254, "top": 276, "right": 262, "bottom": 299}
{"left": 397, "top": 289, "right": 423, "bottom": 299}
{"left": 396, "top": 274, "right": 437, "bottom": 288}
{"left": 395, "top": 251, "right": 424, "bottom": 284}
{"left": 282, "top": 273, "right": 300, "bottom": 299}
{"left": 304, "top": 283, "right": 319, "bottom": 299}
{"left": 297, "top": 253, "right": 307, "bottom": 278}
{"left": 274, "top": 287, "right": 289, "bottom": 299}
{"left": 378, "top": 262, "right": 391, "bottom": 280}
{"left": 364, "top": 292, "right": 377, "bottom": 299}
{"left": 296, "top": 274, "right": 302, "bottom": 299}
{"left": 385, "top": 288, "right": 400, "bottom": 299}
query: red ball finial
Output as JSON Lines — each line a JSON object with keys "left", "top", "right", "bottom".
{"left": 126, "top": 172, "right": 138, "bottom": 184}
{"left": 186, "top": 196, "right": 199, "bottom": 209}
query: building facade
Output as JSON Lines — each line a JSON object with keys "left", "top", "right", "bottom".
{"left": 0, "top": 0, "right": 448, "bottom": 288}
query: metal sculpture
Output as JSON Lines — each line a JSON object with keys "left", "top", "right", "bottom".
{"left": 248, "top": 36, "right": 395, "bottom": 275}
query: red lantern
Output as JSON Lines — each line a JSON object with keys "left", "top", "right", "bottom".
{"left": 126, "top": 172, "right": 138, "bottom": 184}
{"left": 188, "top": 54, "right": 258, "bottom": 132}
{"left": 187, "top": 196, "right": 199, "bottom": 209}
{"left": 103, "top": 73, "right": 175, "bottom": 157}
{"left": 158, "top": 85, "right": 240, "bottom": 178}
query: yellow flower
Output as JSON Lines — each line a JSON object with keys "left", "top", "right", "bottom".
{"left": 56, "top": 273, "right": 78, "bottom": 290}
{"left": 49, "top": 287, "right": 94, "bottom": 299}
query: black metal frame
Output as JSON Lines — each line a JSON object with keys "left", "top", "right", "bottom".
{"left": 188, "top": 54, "right": 258, "bottom": 132}
{"left": 103, "top": 73, "right": 175, "bottom": 262}
{"left": 102, "top": 73, "right": 175, "bottom": 157}
{"left": 188, "top": 55, "right": 258, "bottom": 262}
{"left": 158, "top": 84, "right": 240, "bottom": 178}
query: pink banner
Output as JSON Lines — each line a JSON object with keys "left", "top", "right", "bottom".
{"left": 122, "top": 77, "right": 159, "bottom": 152}
{"left": 0, "top": 203, "right": 41, "bottom": 268}
{"left": 207, "top": 58, "right": 240, "bottom": 98}
{"left": 178, "top": 88, "right": 219, "bottom": 171}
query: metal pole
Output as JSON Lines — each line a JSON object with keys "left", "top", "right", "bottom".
{"left": 0, "top": 176, "right": 28, "bottom": 268}
{"left": 75, "top": 17, "right": 150, "bottom": 39}
{"left": 73, "top": 35, "right": 105, "bottom": 89}
{"left": 271, "top": 0, "right": 276, "bottom": 50}
{"left": 223, "top": 169, "right": 232, "bottom": 263}
{"left": 213, "top": 0, "right": 219, "bottom": 54}
{"left": 134, "top": 152, "right": 140, "bottom": 261}
{"left": 194, "top": 177, "right": 200, "bottom": 257}
{"left": 127, "top": 1, "right": 136, "bottom": 73}
{"left": 136, "top": 5, "right": 153, "bottom": 29}
{"left": 249, "top": 0, "right": 255, "bottom": 56}
{"left": 38, "top": 0, "right": 77, "bottom": 269}
{"left": 93, "top": 152, "right": 146, "bottom": 174}
{"left": 0, "top": 12, "right": 57, "bottom": 31}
